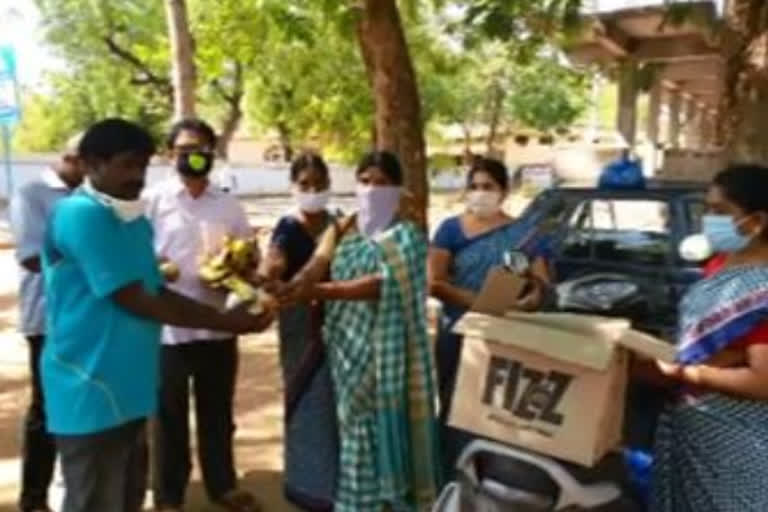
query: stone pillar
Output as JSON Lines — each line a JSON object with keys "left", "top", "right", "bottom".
{"left": 692, "top": 102, "right": 707, "bottom": 150}
{"left": 682, "top": 96, "right": 697, "bottom": 149}
{"left": 646, "top": 79, "right": 662, "bottom": 173}
{"left": 647, "top": 80, "right": 662, "bottom": 145}
{"left": 616, "top": 61, "right": 638, "bottom": 147}
{"left": 699, "top": 107, "right": 715, "bottom": 150}
{"left": 667, "top": 87, "right": 682, "bottom": 149}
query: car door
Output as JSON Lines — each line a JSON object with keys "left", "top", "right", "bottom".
{"left": 550, "top": 193, "right": 679, "bottom": 335}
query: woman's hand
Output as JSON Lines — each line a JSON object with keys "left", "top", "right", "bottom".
{"left": 655, "top": 345, "right": 768, "bottom": 400}
{"left": 657, "top": 360, "right": 703, "bottom": 385}
{"left": 515, "top": 278, "right": 545, "bottom": 311}
{"left": 656, "top": 360, "right": 685, "bottom": 379}
{"left": 272, "top": 277, "right": 314, "bottom": 308}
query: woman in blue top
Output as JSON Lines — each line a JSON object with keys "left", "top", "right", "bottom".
{"left": 261, "top": 153, "right": 338, "bottom": 511}
{"left": 428, "top": 157, "right": 550, "bottom": 474}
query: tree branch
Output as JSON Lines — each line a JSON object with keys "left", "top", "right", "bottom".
{"left": 102, "top": 34, "right": 173, "bottom": 97}
{"left": 211, "top": 60, "right": 244, "bottom": 107}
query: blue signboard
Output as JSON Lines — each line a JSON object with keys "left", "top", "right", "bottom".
{"left": 0, "top": 45, "right": 20, "bottom": 125}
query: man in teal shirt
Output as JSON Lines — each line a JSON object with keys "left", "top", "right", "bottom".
{"left": 42, "top": 118, "right": 272, "bottom": 512}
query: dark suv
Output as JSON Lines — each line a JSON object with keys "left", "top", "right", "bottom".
{"left": 518, "top": 181, "right": 706, "bottom": 338}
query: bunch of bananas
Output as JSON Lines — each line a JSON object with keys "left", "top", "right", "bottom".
{"left": 199, "top": 236, "right": 275, "bottom": 314}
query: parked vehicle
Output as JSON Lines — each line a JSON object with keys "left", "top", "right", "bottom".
{"left": 518, "top": 181, "right": 706, "bottom": 338}
{"left": 433, "top": 440, "right": 643, "bottom": 512}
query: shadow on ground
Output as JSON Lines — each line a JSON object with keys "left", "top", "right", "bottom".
{"left": 181, "top": 471, "right": 300, "bottom": 512}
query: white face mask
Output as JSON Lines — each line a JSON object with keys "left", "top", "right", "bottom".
{"left": 83, "top": 179, "right": 147, "bottom": 223}
{"left": 466, "top": 190, "right": 502, "bottom": 217}
{"left": 356, "top": 184, "right": 401, "bottom": 238}
{"left": 293, "top": 189, "right": 330, "bottom": 214}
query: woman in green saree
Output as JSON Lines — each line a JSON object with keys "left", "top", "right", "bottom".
{"left": 274, "top": 151, "right": 441, "bottom": 512}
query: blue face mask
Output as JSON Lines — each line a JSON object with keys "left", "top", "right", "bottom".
{"left": 701, "top": 214, "right": 751, "bottom": 253}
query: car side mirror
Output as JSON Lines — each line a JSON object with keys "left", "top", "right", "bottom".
{"left": 503, "top": 250, "right": 531, "bottom": 274}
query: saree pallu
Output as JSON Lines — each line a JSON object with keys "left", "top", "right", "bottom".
{"left": 435, "top": 219, "right": 542, "bottom": 476}
{"left": 278, "top": 303, "right": 338, "bottom": 511}
{"left": 651, "top": 265, "right": 768, "bottom": 511}
{"left": 324, "top": 221, "right": 441, "bottom": 512}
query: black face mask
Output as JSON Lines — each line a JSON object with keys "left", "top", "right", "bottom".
{"left": 177, "top": 151, "right": 214, "bottom": 177}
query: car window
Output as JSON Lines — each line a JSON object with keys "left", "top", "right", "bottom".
{"left": 561, "top": 199, "right": 672, "bottom": 265}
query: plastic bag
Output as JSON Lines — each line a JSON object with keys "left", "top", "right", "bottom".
{"left": 599, "top": 154, "right": 645, "bottom": 190}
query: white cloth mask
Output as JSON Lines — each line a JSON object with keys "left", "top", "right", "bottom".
{"left": 294, "top": 189, "right": 330, "bottom": 214}
{"left": 83, "top": 179, "right": 147, "bottom": 223}
{"left": 356, "top": 184, "right": 401, "bottom": 238}
{"left": 466, "top": 190, "right": 502, "bottom": 217}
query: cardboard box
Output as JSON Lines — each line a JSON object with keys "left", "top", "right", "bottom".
{"left": 449, "top": 311, "right": 675, "bottom": 467}
{"left": 471, "top": 267, "right": 526, "bottom": 316}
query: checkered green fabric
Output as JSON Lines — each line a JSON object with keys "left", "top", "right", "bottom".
{"left": 324, "top": 221, "right": 441, "bottom": 512}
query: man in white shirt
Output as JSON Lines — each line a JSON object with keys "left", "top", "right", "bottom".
{"left": 9, "top": 134, "right": 84, "bottom": 512}
{"left": 146, "top": 119, "right": 260, "bottom": 512}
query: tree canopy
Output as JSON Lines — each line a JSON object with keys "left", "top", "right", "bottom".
{"left": 15, "top": 0, "right": 590, "bottom": 161}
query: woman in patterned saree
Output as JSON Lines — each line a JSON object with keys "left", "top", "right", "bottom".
{"left": 650, "top": 165, "right": 768, "bottom": 511}
{"left": 275, "top": 151, "right": 441, "bottom": 512}
{"left": 261, "top": 153, "right": 338, "bottom": 511}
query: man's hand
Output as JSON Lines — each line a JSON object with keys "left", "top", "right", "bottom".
{"left": 222, "top": 302, "right": 275, "bottom": 333}
{"left": 159, "top": 258, "right": 181, "bottom": 283}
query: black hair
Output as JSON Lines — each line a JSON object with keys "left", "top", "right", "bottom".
{"left": 356, "top": 150, "right": 403, "bottom": 186}
{"left": 713, "top": 164, "right": 768, "bottom": 214}
{"left": 166, "top": 118, "right": 217, "bottom": 149}
{"left": 78, "top": 118, "right": 155, "bottom": 161}
{"left": 290, "top": 152, "right": 330, "bottom": 182}
{"left": 467, "top": 157, "right": 509, "bottom": 190}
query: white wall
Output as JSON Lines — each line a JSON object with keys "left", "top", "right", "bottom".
{"left": 0, "top": 159, "right": 465, "bottom": 199}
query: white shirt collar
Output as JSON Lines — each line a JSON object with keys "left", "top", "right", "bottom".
{"left": 166, "top": 176, "right": 222, "bottom": 199}
{"left": 41, "top": 168, "right": 69, "bottom": 190}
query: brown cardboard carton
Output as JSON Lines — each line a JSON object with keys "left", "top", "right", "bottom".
{"left": 450, "top": 312, "right": 675, "bottom": 467}
{"left": 471, "top": 267, "right": 526, "bottom": 316}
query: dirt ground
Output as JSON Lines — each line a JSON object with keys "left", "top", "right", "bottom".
{"left": 0, "top": 247, "right": 301, "bottom": 512}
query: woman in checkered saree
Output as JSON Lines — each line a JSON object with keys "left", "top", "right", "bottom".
{"left": 649, "top": 165, "right": 768, "bottom": 511}
{"left": 275, "top": 151, "right": 441, "bottom": 512}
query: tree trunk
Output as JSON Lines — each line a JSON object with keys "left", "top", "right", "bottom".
{"left": 213, "top": 62, "right": 245, "bottom": 159}
{"left": 486, "top": 82, "right": 505, "bottom": 155}
{"left": 356, "top": 0, "right": 428, "bottom": 224}
{"left": 165, "top": 0, "right": 196, "bottom": 119}
{"left": 717, "top": 0, "right": 768, "bottom": 164}
{"left": 216, "top": 104, "right": 242, "bottom": 160}
{"left": 462, "top": 124, "right": 472, "bottom": 154}
{"left": 725, "top": 84, "right": 768, "bottom": 164}
{"left": 276, "top": 122, "right": 294, "bottom": 162}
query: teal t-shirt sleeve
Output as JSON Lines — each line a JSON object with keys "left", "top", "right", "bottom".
{"left": 53, "top": 200, "right": 149, "bottom": 299}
